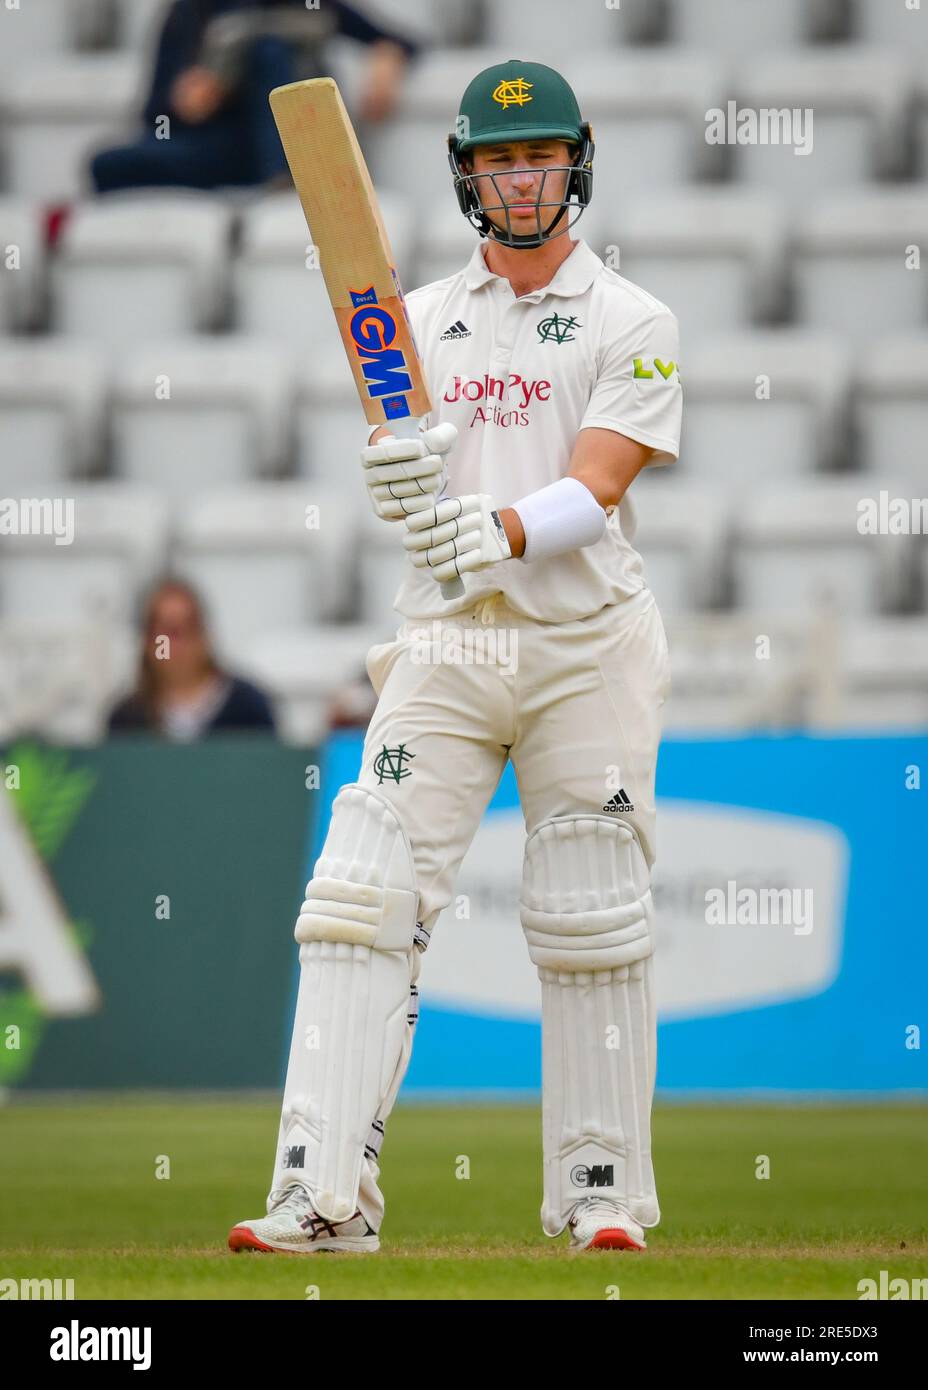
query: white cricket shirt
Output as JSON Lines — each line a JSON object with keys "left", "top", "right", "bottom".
{"left": 392, "top": 237, "right": 683, "bottom": 622}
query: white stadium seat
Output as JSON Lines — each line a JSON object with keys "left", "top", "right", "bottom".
{"left": 854, "top": 0, "right": 928, "bottom": 47}
{"left": 172, "top": 484, "right": 355, "bottom": 655}
{"left": 0, "top": 617, "right": 135, "bottom": 745}
{"left": 855, "top": 337, "right": 928, "bottom": 494}
{"left": 611, "top": 190, "right": 789, "bottom": 342}
{"left": 0, "top": 0, "right": 111, "bottom": 72}
{"left": 615, "top": 483, "right": 730, "bottom": 614}
{"left": 293, "top": 352, "right": 372, "bottom": 489}
{"left": 668, "top": 0, "right": 843, "bottom": 52}
{"left": 0, "top": 54, "right": 142, "bottom": 199}
{"left": 52, "top": 192, "right": 233, "bottom": 347}
{"left": 807, "top": 619, "right": 928, "bottom": 730}
{"left": 793, "top": 191, "right": 928, "bottom": 341}
{"left": 732, "top": 482, "right": 912, "bottom": 616}
{"left": 662, "top": 613, "right": 812, "bottom": 731}
{"left": 0, "top": 342, "right": 108, "bottom": 491}
{"left": 678, "top": 331, "right": 851, "bottom": 484}
{"left": 234, "top": 189, "right": 414, "bottom": 349}
{"left": 482, "top": 0, "right": 655, "bottom": 52}
{"left": 0, "top": 199, "right": 46, "bottom": 333}
{"left": 357, "top": 508, "right": 418, "bottom": 628}
{"left": 733, "top": 49, "right": 911, "bottom": 196}
{"left": 228, "top": 622, "right": 388, "bottom": 744}
{"left": 113, "top": 0, "right": 171, "bottom": 53}
{"left": 562, "top": 53, "right": 727, "bottom": 190}
{"left": 915, "top": 65, "right": 928, "bottom": 179}
{"left": 0, "top": 486, "right": 169, "bottom": 625}
{"left": 111, "top": 339, "right": 292, "bottom": 494}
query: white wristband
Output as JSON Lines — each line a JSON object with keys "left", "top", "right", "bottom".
{"left": 511, "top": 476, "right": 606, "bottom": 562}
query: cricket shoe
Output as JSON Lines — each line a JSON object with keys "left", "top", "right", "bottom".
{"left": 228, "top": 1183, "right": 380, "bottom": 1254}
{"left": 567, "top": 1198, "right": 647, "bottom": 1252}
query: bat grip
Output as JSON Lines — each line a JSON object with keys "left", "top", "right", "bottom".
{"left": 388, "top": 417, "right": 465, "bottom": 601}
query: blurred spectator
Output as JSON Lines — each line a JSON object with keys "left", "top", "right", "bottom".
{"left": 109, "top": 579, "right": 276, "bottom": 737}
{"left": 91, "top": 0, "right": 419, "bottom": 193}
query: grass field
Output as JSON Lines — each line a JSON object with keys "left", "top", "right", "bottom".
{"left": 1, "top": 1098, "right": 926, "bottom": 1300}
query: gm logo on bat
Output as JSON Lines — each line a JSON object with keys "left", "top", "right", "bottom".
{"left": 349, "top": 284, "right": 414, "bottom": 419}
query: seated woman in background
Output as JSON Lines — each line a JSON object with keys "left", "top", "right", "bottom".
{"left": 109, "top": 579, "right": 275, "bottom": 738}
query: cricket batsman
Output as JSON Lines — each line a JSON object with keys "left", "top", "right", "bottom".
{"left": 230, "top": 59, "right": 682, "bottom": 1254}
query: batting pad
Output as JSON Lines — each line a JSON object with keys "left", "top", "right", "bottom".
{"left": 520, "top": 815, "right": 660, "bottom": 1235}
{"left": 270, "top": 784, "right": 420, "bottom": 1224}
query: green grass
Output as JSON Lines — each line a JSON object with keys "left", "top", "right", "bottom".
{"left": 0, "top": 1099, "right": 925, "bottom": 1299}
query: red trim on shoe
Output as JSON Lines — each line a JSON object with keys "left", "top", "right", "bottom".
{"left": 228, "top": 1225, "right": 275, "bottom": 1253}
{"left": 587, "top": 1228, "right": 646, "bottom": 1251}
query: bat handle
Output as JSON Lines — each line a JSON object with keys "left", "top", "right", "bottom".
{"left": 388, "top": 417, "right": 464, "bottom": 601}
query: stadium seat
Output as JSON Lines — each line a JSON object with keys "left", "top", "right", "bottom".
{"left": 111, "top": 339, "right": 292, "bottom": 493}
{"left": 611, "top": 190, "right": 789, "bottom": 342}
{"left": 731, "top": 482, "right": 912, "bottom": 616}
{"left": 0, "top": 0, "right": 112, "bottom": 72}
{"left": 562, "top": 53, "right": 727, "bottom": 189}
{"left": 0, "top": 341, "right": 108, "bottom": 491}
{"left": 0, "top": 54, "right": 142, "bottom": 199}
{"left": 0, "top": 616, "right": 135, "bottom": 744}
{"left": 855, "top": 336, "right": 928, "bottom": 494}
{"left": 678, "top": 331, "right": 851, "bottom": 484}
{"left": 733, "top": 49, "right": 911, "bottom": 196}
{"left": 854, "top": 0, "right": 928, "bottom": 47}
{"left": 0, "top": 199, "right": 46, "bottom": 333}
{"left": 793, "top": 192, "right": 928, "bottom": 341}
{"left": 618, "top": 483, "right": 730, "bottom": 613}
{"left": 172, "top": 483, "right": 355, "bottom": 655}
{"left": 482, "top": 0, "right": 656, "bottom": 51}
{"left": 0, "top": 485, "right": 170, "bottom": 625}
{"left": 112, "top": 0, "right": 171, "bottom": 53}
{"left": 228, "top": 622, "right": 389, "bottom": 743}
{"left": 807, "top": 618, "right": 928, "bottom": 729}
{"left": 293, "top": 352, "right": 371, "bottom": 489}
{"left": 661, "top": 613, "right": 810, "bottom": 731}
{"left": 234, "top": 189, "right": 414, "bottom": 348}
{"left": 52, "top": 192, "right": 233, "bottom": 347}
{"left": 357, "top": 508, "right": 418, "bottom": 628}
{"left": 668, "top": 0, "right": 845, "bottom": 52}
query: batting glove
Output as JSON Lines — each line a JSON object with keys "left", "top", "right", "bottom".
{"left": 402, "top": 493, "right": 512, "bottom": 584}
{"left": 361, "top": 421, "right": 457, "bottom": 521}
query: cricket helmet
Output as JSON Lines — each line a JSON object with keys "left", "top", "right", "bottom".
{"left": 448, "top": 60, "right": 595, "bottom": 249}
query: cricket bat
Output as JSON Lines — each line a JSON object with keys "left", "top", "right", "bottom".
{"left": 269, "top": 77, "right": 464, "bottom": 600}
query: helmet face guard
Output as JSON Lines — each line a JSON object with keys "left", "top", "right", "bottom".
{"left": 447, "top": 123, "right": 595, "bottom": 250}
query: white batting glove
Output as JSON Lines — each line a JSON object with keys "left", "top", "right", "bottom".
{"left": 402, "top": 493, "right": 512, "bottom": 584}
{"left": 360, "top": 421, "right": 458, "bottom": 521}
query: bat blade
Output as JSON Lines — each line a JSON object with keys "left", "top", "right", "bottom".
{"left": 270, "top": 76, "right": 464, "bottom": 599}
{"left": 269, "top": 77, "right": 431, "bottom": 430}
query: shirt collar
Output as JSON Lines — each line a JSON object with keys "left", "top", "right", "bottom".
{"left": 462, "top": 236, "right": 601, "bottom": 299}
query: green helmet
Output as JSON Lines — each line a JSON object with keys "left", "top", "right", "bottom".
{"left": 448, "top": 60, "right": 595, "bottom": 249}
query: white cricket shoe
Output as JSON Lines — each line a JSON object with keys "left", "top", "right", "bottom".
{"left": 228, "top": 1183, "right": 380, "bottom": 1254}
{"left": 567, "top": 1198, "right": 647, "bottom": 1252}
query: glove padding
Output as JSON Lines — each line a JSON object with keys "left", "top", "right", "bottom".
{"left": 403, "top": 493, "right": 513, "bottom": 584}
{"left": 361, "top": 421, "right": 458, "bottom": 520}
